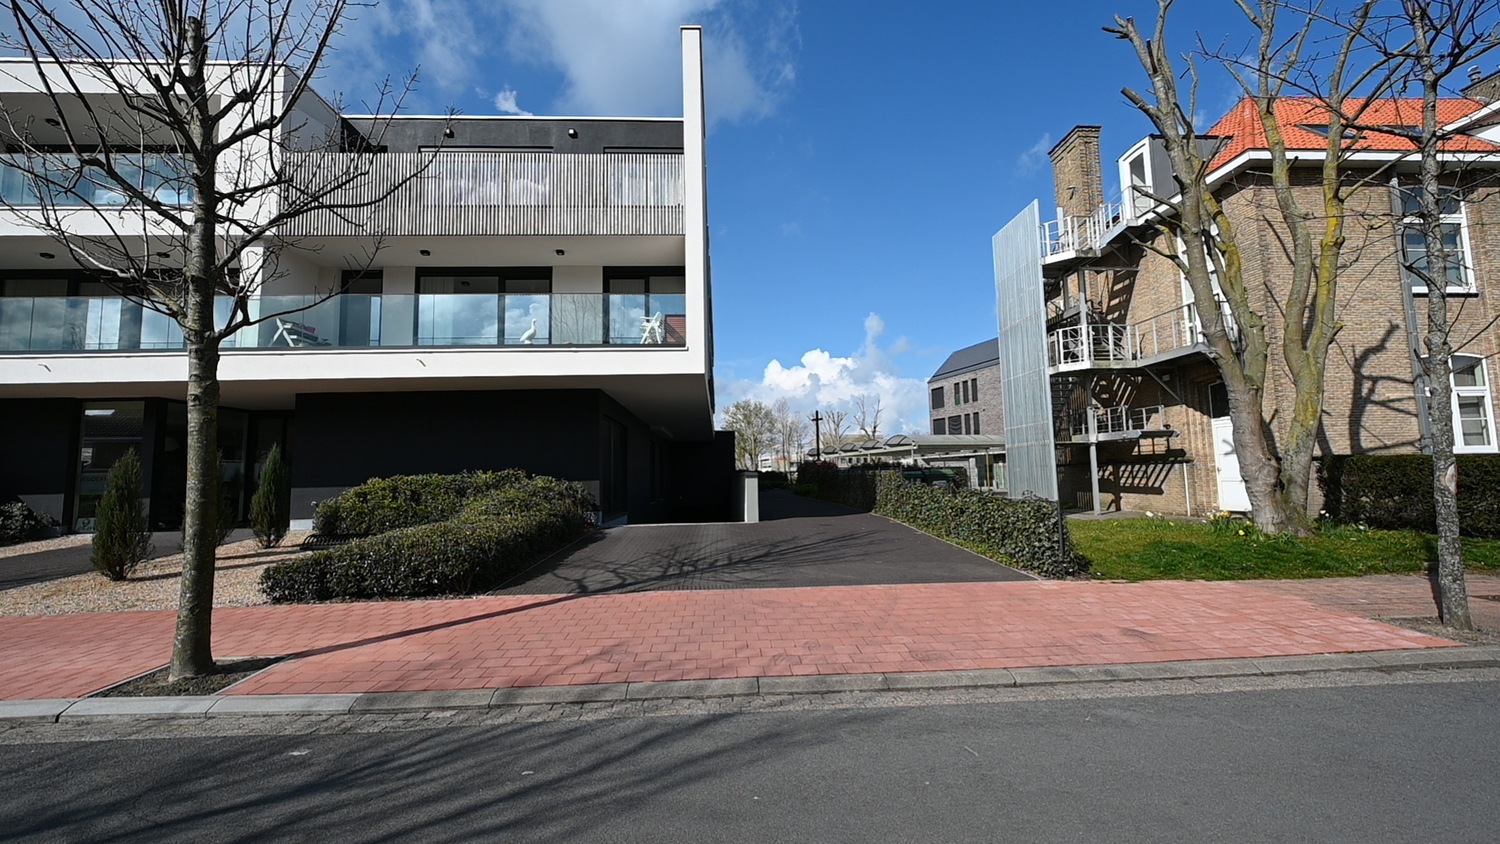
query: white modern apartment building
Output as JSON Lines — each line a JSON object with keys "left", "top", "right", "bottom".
{"left": 0, "top": 27, "right": 728, "bottom": 530}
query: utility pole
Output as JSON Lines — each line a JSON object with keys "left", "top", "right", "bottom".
{"left": 810, "top": 410, "right": 823, "bottom": 461}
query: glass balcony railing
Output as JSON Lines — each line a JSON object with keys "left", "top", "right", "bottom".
{"left": 0, "top": 153, "right": 194, "bottom": 207}
{"left": 0, "top": 293, "right": 688, "bottom": 352}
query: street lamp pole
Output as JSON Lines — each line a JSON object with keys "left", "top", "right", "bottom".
{"left": 810, "top": 410, "right": 823, "bottom": 461}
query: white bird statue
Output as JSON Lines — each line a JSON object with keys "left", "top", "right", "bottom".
{"left": 519, "top": 318, "right": 538, "bottom": 345}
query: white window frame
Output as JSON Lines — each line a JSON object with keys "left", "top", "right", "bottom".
{"left": 1399, "top": 186, "right": 1477, "bottom": 296}
{"left": 1450, "top": 354, "right": 1497, "bottom": 454}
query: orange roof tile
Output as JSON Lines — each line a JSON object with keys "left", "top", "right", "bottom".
{"left": 1205, "top": 97, "right": 1500, "bottom": 169}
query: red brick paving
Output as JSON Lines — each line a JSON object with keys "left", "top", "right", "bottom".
{"left": 0, "top": 579, "right": 1461, "bottom": 700}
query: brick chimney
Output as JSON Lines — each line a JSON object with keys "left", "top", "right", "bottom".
{"left": 1049, "top": 125, "right": 1103, "bottom": 219}
{"left": 1463, "top": 65, "right": 1500, "bottom": 103}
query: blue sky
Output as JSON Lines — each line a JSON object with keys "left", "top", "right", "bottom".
{"left": 318, "top": 0, "right": 1271, "bottom": 433}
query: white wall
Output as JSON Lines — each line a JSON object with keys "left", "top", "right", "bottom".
{"left": 554, "top": 266, "right": 603, "bottom": 293}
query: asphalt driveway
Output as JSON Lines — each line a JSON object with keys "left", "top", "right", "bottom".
{"left": 492, "top": 490, "right": 1031, "bottom": 595}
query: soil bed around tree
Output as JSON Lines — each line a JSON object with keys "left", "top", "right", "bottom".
{"left": 90, "top": 656, "right": 286, "bottom": 697}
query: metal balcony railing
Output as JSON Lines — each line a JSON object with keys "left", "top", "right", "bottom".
{"left": 0, "top": 292, "right": 688, "bottom": 352}
{"left": 1066, "top": 404, "right": 1167, "bottom": 440}
{"left": 1046, "top": 301, "right": 1222, "bottom": 370}
{"left": 1039, "top": 192, "right": 1127, "bottom": 258}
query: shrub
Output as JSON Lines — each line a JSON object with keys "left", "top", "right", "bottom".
{"left": 312, "top": 469, "right": 531, "bottom": 537}
{"left": 0, "top": 500, "right": 57, "bottom": 547}
{"left": 250, "top": 443, "right": 291, "bottom": 548}
{"left": 92, "top": 449, "right": 154, "bottom": 580}
{"left": 873, "top": 472, "right": 1089, "bottom": 579}
{"left": 1319, "top": 454, "right": 1500, "bottom": 538}
{"left": 261, "top": 474, "right": 596, "bottom": 603}
{"left": 791, "top": 483, "right": 819, "bottom": 497}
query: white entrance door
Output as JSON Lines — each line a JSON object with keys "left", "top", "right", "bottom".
{"left": 1211, "top": 416, "right": 1252, "bottom": 512}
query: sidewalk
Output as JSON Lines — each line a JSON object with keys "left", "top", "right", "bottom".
{"left": 0, "top": 577, "right": 1472, "bottom": 702}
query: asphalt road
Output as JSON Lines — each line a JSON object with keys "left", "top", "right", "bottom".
{"left": 3, "top": 678, "right": 1497, "bottom": 842}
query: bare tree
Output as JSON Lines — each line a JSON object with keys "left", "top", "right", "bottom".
{"left": 771, "top": 398, "right": 809, "bottom": 472}
{"left": 1107, "top": 0, "right": 1406, "bottom": 534}
{"left": 1356, "top": 0, "right": 1500, "bottom": 629}
{"left": 821, "top": 407, "right": 851, "bottom": 451}
{"left": 0, "top": 0, "right": 437, "bottom": 678}
{"left": 854, "top": 393, "right": 884, "bottom": 439}
{"left": 723, "top": 399, "right": 777, "bottom": 470}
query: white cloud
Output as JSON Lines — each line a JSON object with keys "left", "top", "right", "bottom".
{"left": 497, "top": 0, "right": 799, "bottom": 125}
{"left": 319, "top": 0, "right": 799, "bottom": 123}
{"left": 717, "top": 313, "right": 931, "bottom": 435}
{"left": 1016, "top": 133, "right": 1052, "bottom": 175}
{"left": 493, "top": 86, "right": 532, "bottom": 116}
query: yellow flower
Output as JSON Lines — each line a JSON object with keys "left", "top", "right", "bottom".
{"left": 1237, "top": 529, "right": 1246, "bottom": 536}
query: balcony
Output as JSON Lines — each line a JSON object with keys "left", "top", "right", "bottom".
{"left": 282, "top": 152, "right": 685, "bottom": 238}
{"left": 1059, "top": 404, "right": 1175, "bottom": 443}
{"left": 1046, "top": 303, "right": 1213, "bottom": 372}
{"left": 0, "top": 292, "right": 688, "bottom": 352}
{"left": 0, "top": 153, "right": 193, "bottom": 207}
{"left": 1039, "top": 192, "right": 1128, "bottom": 268}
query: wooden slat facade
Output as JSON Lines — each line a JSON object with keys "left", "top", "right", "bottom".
{"left": 282, "top": 152, "right": 685, "bottom": 237}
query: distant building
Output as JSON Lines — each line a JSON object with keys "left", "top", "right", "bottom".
{"left": 993, "top": 95, "right": 1500, "bottom": 515}
{"left": 927, "top": 337, "right": 1003, "bottom": 437}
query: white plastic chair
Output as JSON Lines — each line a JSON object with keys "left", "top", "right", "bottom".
{"left": 272, "top": 317, "right": 332, "bottom": 347}
{"left": 640, "top": 311, "right": 665, "bottom": 344}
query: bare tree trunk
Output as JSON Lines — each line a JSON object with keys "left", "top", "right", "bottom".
{"left": 1406, "top": 0, "right": 1472, "bottom": 630}
{"left": 171, "top": 333, "right": 221, "bottom": 679}
{"left": 170, "top": 16, "right": 221, "bottom": 679}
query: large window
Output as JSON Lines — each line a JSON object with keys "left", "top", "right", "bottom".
{"left": 415, "top": 269, "right": 550, "bottom": 346}
{"left": 1451, "top": 355, "right": 1497, "bottom": 453}
{"left": 74, "top": 401, "right": 147, "bottom": 532}
{"left": 930, "top": 386, "right": 945, "bottom": 411}
{"left": 605, "top": 268, "right": 686, "bottom": 345}
{"left": 1399, "top": 186, "right": 1474, "bottom": 294}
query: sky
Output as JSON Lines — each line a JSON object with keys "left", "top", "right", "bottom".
{"left": 308, "top": 0, "right": 1347, "bottom": 434}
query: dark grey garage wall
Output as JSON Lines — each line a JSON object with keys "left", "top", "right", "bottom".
{"left": 0, "top": 398, "right": 79, "bottom": 524}
{"left": 289, "top": 389, "right": 606, "bottom": 519}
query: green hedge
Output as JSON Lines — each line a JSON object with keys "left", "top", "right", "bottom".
{"left": 262, "top": 474, "right": 595, "bottom": 602}
{"left": 312, "top": 469, "right": 532, "bottom": 537}
{"left": 1319, "top": 454, "right": 1500, "bottom": 538}
{"left": 873, "top": 473, "right": 1089, "bottom": 579}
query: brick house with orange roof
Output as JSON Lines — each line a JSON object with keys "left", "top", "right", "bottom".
{"left": 991, "top": 91, "right": 1500, "bottom": 516}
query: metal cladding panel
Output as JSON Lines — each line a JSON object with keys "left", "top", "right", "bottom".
{"left": 993, "top": 201, "right": 1058, "bottom": 501}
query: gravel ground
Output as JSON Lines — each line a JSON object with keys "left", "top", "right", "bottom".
{"left": 0, "top": 531, "right": 311, "bottom": 616}
{"left": 1380, "top": 615, "right": 1500, "bottom": 646}
{"left": 0, "top": 534, "right": 92, "bottom": 560}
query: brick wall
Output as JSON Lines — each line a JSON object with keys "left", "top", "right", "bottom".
{"left": 927, "top": 362, "right": 1004, "bottom": 436}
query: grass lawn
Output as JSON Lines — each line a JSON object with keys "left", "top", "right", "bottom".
{"left": 1070, "top": 517, "right": 1500, "bottom": 581}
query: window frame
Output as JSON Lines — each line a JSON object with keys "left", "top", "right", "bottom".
{"left": 1398, "top": 185, "right": 1477, "bottom": 296}
{"left": 1450, "top": 354, "right": 1498, "bottom": 454}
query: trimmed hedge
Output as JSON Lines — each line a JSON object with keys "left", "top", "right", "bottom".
{"left": 261, "top": 474, "right": 595, "bottom": 602}
{"left": 1319, "top": 454, "right": 1500, "bottom": 538}
{"left": 312, "top": 469, "right": 532, "bottom": 537}
{"left": 873, "top": 473, "right": 1089, "bottom": 579}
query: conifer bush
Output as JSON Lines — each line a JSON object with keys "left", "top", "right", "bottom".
{"left": 250, "top": 443, "right": 290, "bottom": 548}
{"left": 91, "top": 448, "right": 154, "bottom": 580}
